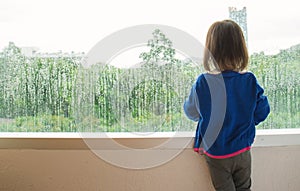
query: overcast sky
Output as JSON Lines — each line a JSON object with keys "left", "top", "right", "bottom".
{"left": 0, "top": 0, "right": 299, "bottom": 55}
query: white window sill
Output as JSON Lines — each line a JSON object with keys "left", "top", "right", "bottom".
{"left": 0, "top": 129, "right": 299, "bottom": 149}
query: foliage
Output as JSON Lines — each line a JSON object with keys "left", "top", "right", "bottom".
{"left": 0, "top": 115, "right": 75, "bottom": 132}
{"left": 0, "top": 42, "right": 80, "bottom": 118}
{"left": 250, "top": 44, "right": 300, "bottom": 128}
{"left": 0, "top": 35, "right": 299, "bottom": 132}
{"left": 139, "top": 29, "right": 180, "bottom": 65}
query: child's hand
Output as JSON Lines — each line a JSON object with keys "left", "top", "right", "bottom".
{"left": 193, "top": 148, "right": 204, "bottom": 155}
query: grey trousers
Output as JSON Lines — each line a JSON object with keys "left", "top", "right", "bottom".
{"left": 204, "top": 150, "right": 252, "bottom": 191}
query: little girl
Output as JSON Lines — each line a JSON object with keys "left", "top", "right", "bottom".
{"left": 184, "top": 20, "right": 270, "bottom": 191}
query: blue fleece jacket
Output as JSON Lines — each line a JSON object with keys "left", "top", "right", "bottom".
{"left": 184, "top": 71, "right": 270, "bottom": 158}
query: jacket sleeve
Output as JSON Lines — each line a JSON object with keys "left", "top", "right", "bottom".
{"left": 183, "top": 83, "right": 201, "bottom": 122}
{"left": 254, "top": 82, "right": 270, "bottom": 125}
{"left": 194, "top": 122, "right": 202, "bottom": 149}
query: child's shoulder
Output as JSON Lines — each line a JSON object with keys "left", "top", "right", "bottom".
{"left": 195, "top": 73, "right": 209, "bottom": 82}
{"left": 196, "top": 71, "right": 258, "bottom": 81}
{"left": 240, "top": 71, "right": 257, "bottom": 79}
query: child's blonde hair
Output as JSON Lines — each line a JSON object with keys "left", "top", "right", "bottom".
{"left": 203, "top": 20, "right": 249, "bottom": 72}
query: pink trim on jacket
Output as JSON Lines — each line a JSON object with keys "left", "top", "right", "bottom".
{"left": 204, "top": 146, "right": 251, "bottom": 159}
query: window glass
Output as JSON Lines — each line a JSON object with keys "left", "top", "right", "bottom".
{"left": 0, "top": 0, "right": 299, "bottom": 132}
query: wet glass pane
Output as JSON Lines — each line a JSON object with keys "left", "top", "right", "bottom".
{"left": 0, "top": 3, "right": 299, "bottom": 132}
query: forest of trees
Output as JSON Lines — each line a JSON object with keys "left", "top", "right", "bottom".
{"left": 250, "top": 44, "right": 300, "bottom": 129}
{"left": 0, "top": 29, "right": 299, "bottom": 132}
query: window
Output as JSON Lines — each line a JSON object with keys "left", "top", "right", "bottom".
{"left": 0, "top": 0, "right": 299, "bottom": 132}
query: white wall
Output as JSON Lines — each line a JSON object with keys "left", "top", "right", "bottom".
{"left": 0, "top": 131, "right": 299, "bottom": 191}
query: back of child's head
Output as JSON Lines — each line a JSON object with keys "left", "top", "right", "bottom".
{"left": 203, "top": 20, "right": 249, "bottom": 72}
